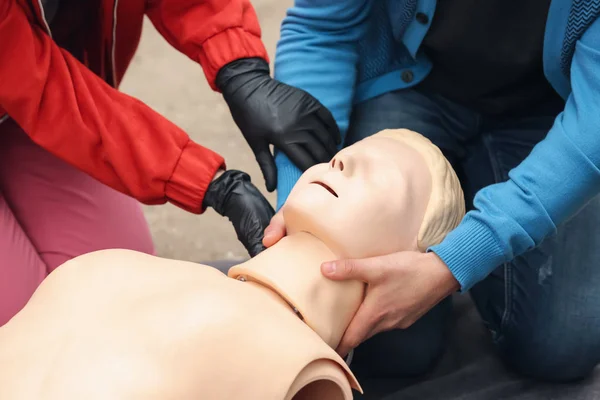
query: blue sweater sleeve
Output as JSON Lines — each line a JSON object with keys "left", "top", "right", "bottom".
{"left": 430, "top": 20, "right": 600, "bottom": 291}
{"left": 273, "top": 0, "right": 372, "bottom": 209}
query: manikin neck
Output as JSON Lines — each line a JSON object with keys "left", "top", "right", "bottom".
{"left": 243, "top": 232, "right": 336, "bottom": 275}
{"left": 228, "top": 232, "right": 365, "bottom": 349}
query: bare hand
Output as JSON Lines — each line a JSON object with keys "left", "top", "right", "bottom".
{"left": 321, "top": 251, "right": 460, "bottom": 357}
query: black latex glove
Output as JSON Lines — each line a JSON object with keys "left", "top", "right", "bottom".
{"left": 216, "top": 58, "right": 341, "bottom": 192}
{"left": 202, "top": 170, "right": 275, "bottom": 257}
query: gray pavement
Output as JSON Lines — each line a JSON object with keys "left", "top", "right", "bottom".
{"left": 119, "top": 1, "right": 290, "bottom": 262}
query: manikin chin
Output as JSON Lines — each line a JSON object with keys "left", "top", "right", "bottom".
{"left": 0, "top": 129, "right": 465, "bottom": 400}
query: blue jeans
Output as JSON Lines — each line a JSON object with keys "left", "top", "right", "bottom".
{"left": 347, "top": 88, "right": 600, "bottom": 383}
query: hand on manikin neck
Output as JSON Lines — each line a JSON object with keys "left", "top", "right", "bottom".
{"left": 248, "top": 133, "right": 437, "bottom": 353}
{"left": 229, "top": 230, "right": 365, "bottom": 350}
{"left": 261, "top": 129, "right": 465, "bottom": 358}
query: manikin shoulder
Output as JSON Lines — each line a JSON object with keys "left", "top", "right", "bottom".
{"left": 0, "top": 250, "right": 358, "bottom": 399}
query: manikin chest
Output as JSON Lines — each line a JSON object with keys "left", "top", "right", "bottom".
{"left": 0, "top": 250, "right": 359, "bottom": 399}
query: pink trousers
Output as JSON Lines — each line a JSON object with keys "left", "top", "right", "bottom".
{"left": 0, "top": 120, "right": 155, "bottom": 326}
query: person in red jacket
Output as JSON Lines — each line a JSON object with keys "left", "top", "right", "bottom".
{"left": 0, "top": 0, "right": 340, "bottom": 326}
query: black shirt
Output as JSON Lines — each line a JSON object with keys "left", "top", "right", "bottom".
{"left": 47, "top": 0, "right": 105, "bottom": 78}
{"left": 417, "top": 0, "right": 565, "bottom": 117}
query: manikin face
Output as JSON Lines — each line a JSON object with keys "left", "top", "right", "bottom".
{"left": 282, "top": 136, "right": 433, "bottom": 259}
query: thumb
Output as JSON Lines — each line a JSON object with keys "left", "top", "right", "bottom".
{"left": 263, "top": 210, "right": 286, "bottom": 248}
{"left": 321, "top": 258, "right": 382, "bottom": 283}
{"left": 253, "top": 145, "right": 277, "bottom": 192}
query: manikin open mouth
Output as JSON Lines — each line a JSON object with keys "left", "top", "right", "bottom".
{"left": 310, "top": 181, "right": 338, "bottom": 197}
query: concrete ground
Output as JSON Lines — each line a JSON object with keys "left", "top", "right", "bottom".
{"left": 119, "top": 1, "right": 290, "bottom": 262}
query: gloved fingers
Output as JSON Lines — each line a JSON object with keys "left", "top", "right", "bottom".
{"left": 296, "top": 131, "right": 332, "bottom": 164}
{"left": 253, "top": 146, "right": 277, "bottom": 192}
{"left": 238, "top": 221, "right": 268, "bottom": 258}
{"left": 279, "top": 142, "right": 318, "bottom": 172}
{"left": 237, "top": 194, "right": 274, "bottom": 257}
{"left": 308, "top": 119, "right": 339, "bottom": 157}
{"left": 247, "top": 242, "right": 267, "bottom": 258}
{"left": 315, "top": 105, "right": 342, "bottom": 146}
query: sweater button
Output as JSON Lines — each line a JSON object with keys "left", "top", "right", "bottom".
{"left": 401, "top": 70, "right": 414, "bottom": 83}
{"left": 416, "top": 12, "right": 429, "bottom": 24}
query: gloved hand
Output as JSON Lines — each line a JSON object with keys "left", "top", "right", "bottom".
{"left": 203, "top": 169, "right": 275, "bottom": 257}
{"left": 216, "top": 57, "right": 341, "bottom": 192}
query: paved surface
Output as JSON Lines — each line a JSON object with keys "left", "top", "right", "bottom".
{"left": 119, "top": 1, "right": 290, "bottom": 262}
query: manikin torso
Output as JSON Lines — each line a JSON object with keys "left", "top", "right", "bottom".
{"left": 0, "top": 243, "right": 359, "bottom": 400}
{"left": 0, "top": 130, "right": 463, "bottom": 400}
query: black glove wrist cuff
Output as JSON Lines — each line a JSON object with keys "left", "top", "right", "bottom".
{"left": 216, "top": 57, "right": 271, "bottom": 93}
{"left": 202, "top": 170, "right": 250, "bottom": 215}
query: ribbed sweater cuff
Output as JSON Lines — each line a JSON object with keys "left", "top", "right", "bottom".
{"left": 428, "top": 216, "right": 508, "bottom": 292}
{"left": 274, "top": 152, "right": 302, "bottom": 210}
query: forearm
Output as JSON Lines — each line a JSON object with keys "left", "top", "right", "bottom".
{"left": 430, "top": 23, "right": 600, "bottom": 290}
{"left": 0, "top": 2, "right": 224, "bottom": 213}
{"left": 431, "top": 122, "right": 600, "bottom": 290}
{"left": 145, "top": 0, "right": 269, "bottom": 90}
{"left": 273, "top": 0, "right": 372, "bottom": 209}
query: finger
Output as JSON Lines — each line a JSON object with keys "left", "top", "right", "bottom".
{"left": 315, "top": 106, "right": 342, "bottom": 146}
{"left": 253, "top": 146, "right": 277, "bottom": 192}
{"left": 263, "top": 210, "right": 286, "bottom": 248}
{"left": 290, "top": 131, "right": 331, "bottom": 164}
{"left": 321, "top": 257, "right": 386, "bottom": 284}
{"left": 278, "top": 143, "right": 317, "bottom": 172}
{"left": 243, "top": 202, "right": 275, "bottom": 257}
{"left": 305, "top": 120, "right": 338, "bottom": 156}
{"left": 336, "top": 303, "right": 375, "bottom": 357}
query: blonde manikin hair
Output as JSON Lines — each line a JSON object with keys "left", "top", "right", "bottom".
{"left": 374, "top": 129, "right": 466, "bottom": 251}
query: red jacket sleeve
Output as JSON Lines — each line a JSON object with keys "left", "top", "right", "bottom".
{"left": 146, "top": 0, "right": 269, "bottom": 90}
{"left": 0, "top": 1, "right": 225, "bottom": 214}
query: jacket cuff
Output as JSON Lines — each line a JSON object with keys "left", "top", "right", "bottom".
{"left": 427, "top": 215, "right": 508, "bottom": 292}
{"left": 165, "top": 140, "right": 226, "bottom": 214}
{"left": 198, "top": 27, "right": 269, "bottom": 91}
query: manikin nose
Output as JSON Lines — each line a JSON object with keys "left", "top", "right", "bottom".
{"left": 330, "top": 154, "right": 350, "bottom": 174}
{"left": 329, "top": 151, "right": 357, "bottom": 177}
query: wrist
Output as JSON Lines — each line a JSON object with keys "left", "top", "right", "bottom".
{"left": 216, "top": 57, "right": 270, "bottom": 93}
{"left": 212, "top": 168, "right": 225, "bottom": 182}
{"left": 165, "top": 140, "right": 225, "bottom": 214}
{"left": 428, "top": 215, "right": 507, "bottom": 292}
{"left": 204, "top": 170, "right": 252, "bottom": 215}
{"left": 424, "top": 252, "right": 460, "bottom": 294}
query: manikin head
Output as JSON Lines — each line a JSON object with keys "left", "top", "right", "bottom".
{"left": 282, "top": 129, "right": 465, "bottom": 258}
{"left": 231, "top": 129, "right": 465, "bottom": 350}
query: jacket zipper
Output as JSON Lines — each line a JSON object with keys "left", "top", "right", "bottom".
{"left": 111, "top": 0, "right": 119, "bottom": 87}
{"left": 32, "top": 0, "right": 120, "bottom": 86}
{"left": 1, "top": 0, "right": 119, "bottom": 126}
{"left": 36, "top": 0, "right": 53, "bottom": 37}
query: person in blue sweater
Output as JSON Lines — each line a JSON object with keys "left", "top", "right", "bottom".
{"left": 262, "top": 0, "right": 600, "bottom": 384}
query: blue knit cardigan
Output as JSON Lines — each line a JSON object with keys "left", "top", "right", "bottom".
{"left": 273, "top": 0, "right": 600, "bottom": 291}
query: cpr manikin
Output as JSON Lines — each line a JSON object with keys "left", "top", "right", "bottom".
{"left": 0, "top": 129, "right": 465, "bottom": 400}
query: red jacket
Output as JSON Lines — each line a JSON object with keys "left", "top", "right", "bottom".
{"left": 0, "top": 0, "right": 268, "bottom": 213}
